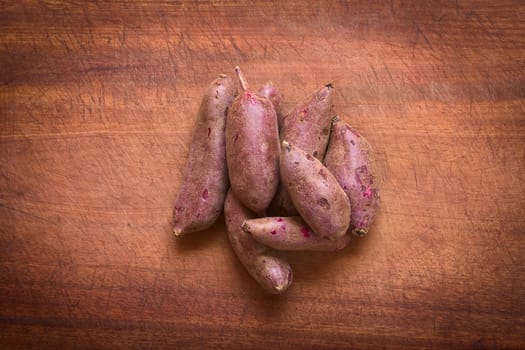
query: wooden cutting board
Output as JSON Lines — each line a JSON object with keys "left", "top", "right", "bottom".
{"left": 1, "top": 1, "right": 524, "bottom": 348}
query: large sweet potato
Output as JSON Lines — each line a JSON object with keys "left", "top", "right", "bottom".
{"left": 279, "top": 141, "right": 350, "bottom": 240}
{"left": 173, "top": 74, "right": 236, "bottom": 236}
{"left": 225, "top": 67, "right": 280, "bottom": 216}
{"left": 324, "top": 118, "right": 380, "bottom": 237}
{"left": 270, "top": 84, "right": 335, "bottom": 215}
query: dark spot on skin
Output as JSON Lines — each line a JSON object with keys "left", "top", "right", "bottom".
{"left": 175, "top": 206, "right": 184, "bottom": 213}
{"left": 306, "top": 154, "right": 314, "bottom": 161}
{"left": 300, "top": 226, "right": 311, "bottom": 238}
{"left": 322, "top": 127, "right": 330, "bottom": 136}
{"left": 280, "top": 225, "right": 286, "bottom": 231}
{"left": 318, "top": 169, "right": 327, "bottom": 181}
{"left": 224, "top": 106, "right": 229, "bottom": 117}
{"left": 313, "top": 151, "right": 318, "bottom": 158}
{"left": 294, "top": 161, "right": 299, "bottom": 165}
{"left": 317, "top": 198, "right": 330, "bottom": 210}
{"left": 233, "top": 134, "right": 239, "bottom": 144}
{"left": 207, "top": 128, "right": 211, "bottom": 137}
{"left": 356, "top": 165, "right": 373, "bottom": 187}
{"left": 277, "top": 218, "right": 283, "bottom": 222}
{"left": 350, "top": 140, "right": 355, "bottom": 145}
{"left": 202, "top": 189, "right": 209, "bottom": 200}
{"left": 271, "top": 230, "right": 277, "bottom": 235}
{"left": 357, "top": 165, "right": 368, "bottom": 174}
{"left": 362, "top": 186, "right": 373, "bottom": 198}
{"left": 215, "top": 90, "right": 219, "bottom": 99}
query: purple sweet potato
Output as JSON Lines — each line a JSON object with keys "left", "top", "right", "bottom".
{"left": 271, "top": 84, "right": 335, "bottom": 215}
{"left": 224, "top": 190, "right": 293, "bottom": 294}
{"left": 324, "top": 117, "right": 380, "bottom": 237}
{"left": 280, "top": 141, "right": 350, "bottom": 240}
{"left": 242, "top": 216, "right": 351, "bottom": 252}
{"left": 258, "top": 81, "right": 284, "bottom": 129}
{"left": 173, "top": 74, "right": 236, "bottom": 236}
{"left": 225, "top": 67, "right": 280, "bottom": 216}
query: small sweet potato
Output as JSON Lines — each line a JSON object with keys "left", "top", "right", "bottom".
{"left": 280, "top": 141, "right": 350, "bottom": 240}
{"left": 242, "top": 216, "right": 351, "bottom": 251}
{"left": 225, "top": 67, "right": 280, "bottom": 216}
{"left": 258, "top": 81, "right": 284, "bottom": 129}
{"left": 224, "top": 190, "right": 293, "bottom": 294}
{"left": 324, "top": 117, "right": 380, "bottom": 237}
{"left": 173, "top": 74, "right": 236, "bottom": 236}
{"left": 271, "top": 84, "right": 335, "bottom": 215}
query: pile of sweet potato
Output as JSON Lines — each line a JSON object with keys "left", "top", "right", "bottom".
{"left": 172, "top": 67, "right": 379, "bottom": 294}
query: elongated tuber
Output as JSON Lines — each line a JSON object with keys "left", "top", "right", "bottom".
{"left": 224, "top": 190, "right": 293, "bottom": 294}
{"left": 225, "top": 67, "right": 280, "bottom": 216}
{"left": 242, "top": 216, "right": 351, "bottom": 251}
{"left": 173, "top": 74, "right": 236, "bottom": 236}
{"left": 324, "top": 117, "right": 380, "bottom": 237}
{"left": 279, "top": 140, "right": 350, "bottom": 240}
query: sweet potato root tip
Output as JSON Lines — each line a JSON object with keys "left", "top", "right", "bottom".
{"left": 235, "top": 66, "right": 249, "bottom": 91}
{"left": 353, "top": 228, "right": 368, "bottom": 237}
{"left": 173, "top": 227, "right": 182, "bottom": 237}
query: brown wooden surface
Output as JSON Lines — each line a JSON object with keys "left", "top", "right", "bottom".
{"left": 1, "top": 1, "right": 524, "bottom": 349}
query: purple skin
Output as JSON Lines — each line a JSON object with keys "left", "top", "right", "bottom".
{"left": 225, "top": 67, "right": 280, "bottom": 216}
{"left": 270, "top": 84, "right": 335, "bottom": 215}
{"left": 279, "top": 141, "right": 351, "bottom": 240}
{"left": 258, "top": 82, "right": 284, "bottom": 129}
{"left": 242, "top": 216, "right": 351, "bottom": 252}
{"left": 224, "top": 190, "right": 293, "bottom": 294}
{"left": 173, "top": 74, "right": 236, "bottom": 236}
{"left": 324, "top": 117, "right": 380, "bottom": 237}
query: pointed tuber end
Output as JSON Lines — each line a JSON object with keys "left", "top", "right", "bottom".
{"left": 272, "top": 269, "right": 293, "bottom": 294}
{"left": 273, "top": 284, "right": 286, "bottom": 294}
{"left": 173, "top": 227, "right": 183, "bottom": 237}
{"left": 235, "top": 66, "right": 249, "bottom": 91}
{"left": 352, "top": 228, "right": 368, "bottom": 237}
{"left": 241, "top": 220, "right": 250, "bottom": 233}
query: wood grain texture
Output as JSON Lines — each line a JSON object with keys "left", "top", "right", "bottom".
{"left": 1, "top": 0, "right": 524, "bottom": 348}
